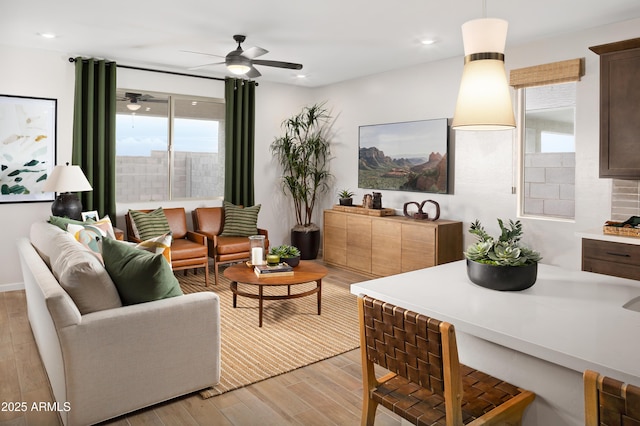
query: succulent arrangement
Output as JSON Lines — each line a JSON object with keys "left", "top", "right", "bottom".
{"left": 464, "top": 219, "right": 541, "bottom": 266}
{"left": 338, "top": 189, "right": 355, "bottom": 199}
{"left": 269, "top": 244, "right": 301, "bottom": 258}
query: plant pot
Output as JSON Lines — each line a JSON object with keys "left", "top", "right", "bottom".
{"left": 339, "top": 198, "right": 353, "bottom": 206}
{"left": 291, "top": 228, "right": 321, "bottom": 260}
{"left": 466, "top": 259, "right": 538, "bottom": 291}
{"left": 281, "top": 256, "right": 300, "bottom": 268}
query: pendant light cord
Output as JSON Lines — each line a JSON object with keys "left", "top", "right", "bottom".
{"left": 482, "top": 0, "right": 487, "bottom": 18}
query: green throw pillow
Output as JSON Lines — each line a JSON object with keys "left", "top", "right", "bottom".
{"left": 220, "top": 201, "right": 261, "bottom": 236}
{"left": 48, "top": 215, "right": 87, "bottom": 230}
{"left": 129, "top": 208, "right": 171, "bottom": 241}
{"left": 102, "top": 237, "right": 183, "bottom": 305}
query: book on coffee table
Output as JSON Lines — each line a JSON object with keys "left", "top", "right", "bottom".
{"left": 254, "top": 263, "right": 294, "bottom": 277}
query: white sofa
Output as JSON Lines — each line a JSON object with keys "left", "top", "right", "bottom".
{"left": 17, "top": 221, "right": 221, "bottom": 426}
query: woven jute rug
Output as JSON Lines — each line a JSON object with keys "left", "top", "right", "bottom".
{"left": 176, "top": 263, "right": 360, "bottom": 398}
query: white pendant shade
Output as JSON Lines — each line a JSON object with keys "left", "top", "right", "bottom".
{"left": 452, "top": 18, "right": 515, "bottom": 131}
{"left": 42, "top": 164, "right": 92, "bottom": 193}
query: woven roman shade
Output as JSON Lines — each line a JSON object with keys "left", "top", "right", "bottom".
{"left": 510, "top": 58, "right": 585, "bottom": 89}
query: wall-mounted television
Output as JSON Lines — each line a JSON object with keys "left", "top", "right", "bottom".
{"left": 358, "top": 118, "right": 449, "bottom": 193}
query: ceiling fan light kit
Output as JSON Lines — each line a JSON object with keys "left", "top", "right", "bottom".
{"left": 452, "top": 17, "right": 516, "bottom": 131}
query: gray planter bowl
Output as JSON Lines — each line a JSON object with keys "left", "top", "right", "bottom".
{"left": 466, "top": 259, "right": 537, "bottom": 291}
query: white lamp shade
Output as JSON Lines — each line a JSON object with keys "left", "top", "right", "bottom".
{"left": 42, "top": 164, "right": 92, "bottom": 193}
{"left": 451, "top": 59, "right": 515, "bottom": 130}
{"left": 452, "top": 18, "right": 515, "bottom": 130}
{"left": 461, "top": 18, "right": 508, "bottom": 55}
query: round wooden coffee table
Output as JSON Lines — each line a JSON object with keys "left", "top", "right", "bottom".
{"left": 223, "top": 261, "right": 328, "bottom": 327}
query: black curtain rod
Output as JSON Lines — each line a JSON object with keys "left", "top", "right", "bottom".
{"left": 68, "top": 57, "right": 258, "bottom": 84}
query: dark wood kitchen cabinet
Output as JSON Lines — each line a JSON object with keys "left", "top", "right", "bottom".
{"left": 582, "top": 238, "right": 640, "bottom": 281}
{"left": 590, "top": 38, "right": 640, "bottom": 178}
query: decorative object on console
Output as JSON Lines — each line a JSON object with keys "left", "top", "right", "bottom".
{"left": 464, "top": 218, "right": 541, "bottom": 291}
{"left": 337, "top": 189, "right": 355, "bottom": 206}
{"left": 358, "top": 118, "right": 449, "bottom": 193}
{"left": 403, "top": 199, "right": 440, "bottom": 221}
{"left": 269, "top": 244, "right": 301, "bottom": 267}
{"left": 270, "top": 102, "right": 333, "bottom": 260}
{"left": 362, "top": 193, "right": 373, "bottom": 209}
{"left": 451, "top": 3, "right": 515, "bottom": 131}
{"left": 372, "top": 191, "right": 382, "bottom": 209}
{"left": 42, "top": 162, "right": 93, "bottom": 220}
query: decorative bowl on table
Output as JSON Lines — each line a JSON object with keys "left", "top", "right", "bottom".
{"left": 281, "top": 256, "right": 300, "bottom": 268}
{"left": 466, "top": 259, "right": 537, "bottom": 291}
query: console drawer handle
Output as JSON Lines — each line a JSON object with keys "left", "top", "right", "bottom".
{"left": 606, "top": 251, "right": 631, "bottom": 257}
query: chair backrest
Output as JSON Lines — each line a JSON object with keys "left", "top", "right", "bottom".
{"left": 584, "top": 369, "right": 640, "bottom": 426}
{"left": 125, "top": 208, "right": 188, "bottom": 240}
{"left": 192, "top": 207, "right": 224, "bottom": 237}
{"left": 359, "top": 295, "right": 463, "bottom": 422}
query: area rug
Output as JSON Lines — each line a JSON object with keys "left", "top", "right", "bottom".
{"left": 176, "top": 265, "right": 361, "bottom": 398}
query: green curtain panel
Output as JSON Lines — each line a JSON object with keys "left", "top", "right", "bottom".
{"left": 72, "top": 57, "right": 117, "bottom": 219}
{"left": 224, "top": 77, "right": 256, "bottom": 206}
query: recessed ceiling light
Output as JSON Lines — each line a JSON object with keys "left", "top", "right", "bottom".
{"left": 421, "top": 39, "right": 437, "bottom": 45}
{"left": 296, "top": 74, "right": 306, "bottom": 79}
{"left": 39, "top": 32, "right": 57, "bottom": 39}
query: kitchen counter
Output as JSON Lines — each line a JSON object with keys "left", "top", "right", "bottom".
{"left": 577, "top": 228, "right": 640, "bottom": 245}
{"left": 350, "top": 260, "right": 640, "bottom": 425}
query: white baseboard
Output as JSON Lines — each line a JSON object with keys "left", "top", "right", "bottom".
{"left": 0, "top": 282, "right": 25, "bottom": 292}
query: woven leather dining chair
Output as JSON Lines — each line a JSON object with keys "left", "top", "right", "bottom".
{"left": 358, "top": 295, "right": 535, "bottom": 426}
{"left": 584, "top": 369, "right": 640, "bottom": 426}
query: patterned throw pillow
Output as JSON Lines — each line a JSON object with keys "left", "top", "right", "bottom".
{"left": 220, "top": 201, "right": 261, "bottom": 236}
{"left": 129, "top": 208, "right": 171, "bottom": 241}
{"left": 134, "top": 232, "right": 172, "bottom": 264}
{"left": 67, "top": 223, "right": 108, "bottom": 263}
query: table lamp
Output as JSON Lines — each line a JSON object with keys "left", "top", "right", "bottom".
{"left": 42, "top": 162, "right": 93, "bottom": 220}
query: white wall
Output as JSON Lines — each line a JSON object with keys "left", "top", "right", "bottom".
{"left": 2, "top": 17, "right": 639, "bottom": 287}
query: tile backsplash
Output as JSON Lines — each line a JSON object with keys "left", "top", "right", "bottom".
{"left": 611, "top": 179, "right": 640, "bottom": 222}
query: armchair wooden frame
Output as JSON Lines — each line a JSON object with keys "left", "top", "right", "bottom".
{"left": 358, "top": 295, "right": 535, "bottom": 426}
{"left": 584, "top": 369, "right": 640, "bottom": 426}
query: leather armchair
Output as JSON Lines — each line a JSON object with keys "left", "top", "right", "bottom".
{"left": 192, "top": 207, "right": 269, "bottom": 285}
{"left": 125, "top": 208, "right": 210, "bottom": 286}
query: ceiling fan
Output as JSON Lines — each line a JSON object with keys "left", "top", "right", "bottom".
{"left": 117, "top": 92, "right": 166, "bottom": 111}
{"left": 186, "top": 35, "right": 303, "bottom": 78}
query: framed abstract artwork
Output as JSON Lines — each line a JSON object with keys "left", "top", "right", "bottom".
{"left": 358, "top": 118, "right": 449, "bottom": 194}
{"left": 0, "top": 94, "right": 57, "bottom": 203}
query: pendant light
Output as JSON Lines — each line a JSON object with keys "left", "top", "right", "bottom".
{"left": 451, "top": 2, "right": 515, "bottom": 130}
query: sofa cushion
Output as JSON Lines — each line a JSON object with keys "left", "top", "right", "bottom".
{"left": 220, "top": 201, "right": 260, "bottom": 237}
{"left": 102, "top": 237, "right": 183, "bottom": 305}
{"left": 129, "top": 208, "right": 171, "bottom": 240}
{"left": 51, "top": 232, "right": 123, "bottom": 315}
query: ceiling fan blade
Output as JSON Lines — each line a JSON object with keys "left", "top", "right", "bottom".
{"left": 252, "top": 59, "right": 303, "bottom": 70}
{"left": 180, "top": 49, "right": 226, "bottom": 59}
{"left": 188, "top": 62, "right": 225, "bottom": 70}
{"left": 246, "top": 66, "right": 261, "bottom": 78}
{"left": 242, "top": 46, "right": 268, "bottom": 59}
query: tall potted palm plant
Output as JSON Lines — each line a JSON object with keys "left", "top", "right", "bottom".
{"left": 270, "top": 102, "right": 333, "bottom": 259}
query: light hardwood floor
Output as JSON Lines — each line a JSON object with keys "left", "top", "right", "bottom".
{"left": 0, "top": 264, "right": 402, "bottom": 426}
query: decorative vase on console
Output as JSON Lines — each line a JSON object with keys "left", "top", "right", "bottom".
{"left": 464, "top": 218, "right": 541, "bottom": 291}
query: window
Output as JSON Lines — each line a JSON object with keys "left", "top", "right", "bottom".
{"left": 510, "top": 58, "right": 584, "bottom": 221}
{"left": 518, "top": 83, "right": 576, "bottom": 220}
{"left": 115, "top": 90, "right": 225, "bottom": 202}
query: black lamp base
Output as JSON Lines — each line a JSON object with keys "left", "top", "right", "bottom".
{"left": 51, "top": 193, "right": 83, "bottom": 221}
